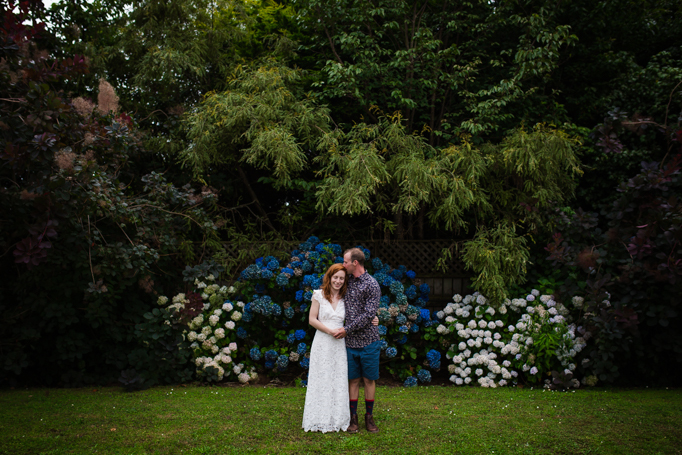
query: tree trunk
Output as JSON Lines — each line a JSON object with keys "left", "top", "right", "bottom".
{"left": 394, "top": 211, "right": 404, "bottom": 240}
{"left": 236, "top": 165, "right": 276, "bottom": 232}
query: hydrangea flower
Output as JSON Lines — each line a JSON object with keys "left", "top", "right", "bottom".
{"left": 374, "top": 272, "right": 388, "bottom": 285}
{"left": 302, "top": 275, "right": 315, "bottom": 287}
{"left": 276, "top": 355, "right": 289, "bottom": 370}
{"left": 265, "top": 350, "right": 279, "bottom": 361}
{"left": 250, "top": 348, "right": 262, "bottom": 361}
{"left": 417, "top": 369, "right": 432, "bottom": 383}
{"left": 378, "top": 325, "right": 387, "bottom": 336}
{"left": 406, "top": 270, "right": 416, "bottom": 279}
{"left": 404, "top": 376, "right": 418, "bottom": 387}
{"left": 390, "top": 268, "right": 404, "bottom": 280}
{"left": 260, "top": 269, "right": 274, "bottom": 279}
{"left": 426, "top": 349, "right": 441, "bottom": 364}
{"left": 295, "top": 330, "right": 306, "bottom": 340}
{"left": 381, "top": 275, "right": 395, "bottom": 287}
{"left": 236, "top": 327, "right": 247, "bottom": 339}
{"left": 276, "top": 274, "right": 289, "bottom": 286}
{"left": 405, "top": 285, "right": 417, "bottom": 299}
{"left": 297, "top": 343, "right": 307, "bottom": 355}
{"left": 240, "top": 264, "right": 260, "bottom": 280}
{"left": 386, "top": 347, "right": 397, "bottom": 358}
{"left": 300, "top": 357, "right": 310, "bottom": 369}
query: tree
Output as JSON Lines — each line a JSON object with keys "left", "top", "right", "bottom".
{"left": 0, "top": 2, "right": 219, "bottom": 385}
{"left": 314, "top": 115, "right": 581, "bottom": 302}
{"left": 295, "top": 0, "right": 576, "bottom": 143}
{"left": 181, "top": 66, "right": 582, "bottom": 302}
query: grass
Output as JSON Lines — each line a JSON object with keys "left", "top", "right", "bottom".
{"left": 0, "top": 384, "right": 680, "bottom": 454}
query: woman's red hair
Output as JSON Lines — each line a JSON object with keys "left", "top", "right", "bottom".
{"left": 321, "top": 263, "right": 348, "bottom": 303}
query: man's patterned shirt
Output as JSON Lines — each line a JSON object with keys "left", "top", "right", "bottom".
{"left": 343, "top": 271, "right": 381, "bottom": 348}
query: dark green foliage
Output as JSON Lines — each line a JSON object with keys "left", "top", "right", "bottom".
{"left": 2, "top": 0, "right": 682, "bottom": 386}
{"left": 296, "top": 0, "right": 577, "bottom": 142}
{"left": 124, "top": 306, "right": 195, "bottom": 390}
{"left": 544, "top": 153, "right": 682, "bottom": 385}
{"left": 0, "top": 4, "right": 217, "bottom": 386}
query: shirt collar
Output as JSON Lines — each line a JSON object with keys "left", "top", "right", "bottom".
{"left": 351, "top": 270, "right": 369, "bottom": 281}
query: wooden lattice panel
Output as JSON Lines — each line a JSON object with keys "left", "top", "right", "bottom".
{"left": 221, "top": 239, "right": 471, "bottom": 308}
{"left": 341, "top": 240, "right": 467, "bottom": 276}
{"left": 221, "top": 239, "right": 469, "bottom": 280}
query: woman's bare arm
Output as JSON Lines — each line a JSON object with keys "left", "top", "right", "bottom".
{"left": 308, "top": 296, "right": 332, "bottom": 335}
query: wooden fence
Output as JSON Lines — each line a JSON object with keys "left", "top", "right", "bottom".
{"left": 340, "top": 240, "right": 471, "bottom": 307}
{"left": 222, "top": 239, "right": 472, "bottom": 307}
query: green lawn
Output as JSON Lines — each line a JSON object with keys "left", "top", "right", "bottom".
{"left": 0, "top": 384, "right": 680, "bottom": 454}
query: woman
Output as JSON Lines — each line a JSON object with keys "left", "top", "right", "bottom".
{"left": 301, "top": 263, "right": 378, "bottom": 433}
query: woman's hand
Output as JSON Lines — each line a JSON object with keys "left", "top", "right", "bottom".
{"left": 372, "top": 316, "right": 379, "bottom": 326}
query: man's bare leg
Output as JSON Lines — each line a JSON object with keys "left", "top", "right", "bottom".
{"left": 349, "top": 378, "right": 361, "bottom": 400}
{"left": 363, "top": 378, "right": 376, "bottom": 400}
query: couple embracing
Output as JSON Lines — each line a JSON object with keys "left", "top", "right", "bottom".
{"left": 302, "top": 248, "right": 382, "bottom": 434}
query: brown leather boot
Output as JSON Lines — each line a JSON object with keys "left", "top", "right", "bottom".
{"left": 347, "top": 413, "right": 359, "bottom": 433}
{"left": 365, "top": 413, "right": 378, "bottom": 433}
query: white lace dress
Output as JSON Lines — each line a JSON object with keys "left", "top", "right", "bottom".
{"left": 302, "top": 289, "right": 350, "bottom": 433}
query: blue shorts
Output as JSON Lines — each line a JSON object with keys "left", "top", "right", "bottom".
{"left": 346, "top": 340, "right": 381, "bottom": 381}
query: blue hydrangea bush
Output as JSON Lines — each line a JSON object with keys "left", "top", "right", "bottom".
{"left": 155, "top": 237, "right": 442, "bottom": 384}
{"left": 232, "top": 237, "right": 442, "bottom": 384}
{"left": 155, "top": 237, "right": 594, "bottom": 388}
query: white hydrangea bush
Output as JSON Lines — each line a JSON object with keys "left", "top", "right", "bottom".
{"left": 440, "top": 290, "right": 587, "bottom": 388}
{"left": 157, "top": 275, "right": 258, "bottom": 383}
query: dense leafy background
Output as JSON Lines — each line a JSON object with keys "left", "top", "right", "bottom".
{"left": 1, "top": 0, "right": 680, "bottom": 386}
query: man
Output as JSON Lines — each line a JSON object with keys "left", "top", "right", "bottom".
{"left": 332, "top": 247, "right": 382, "bottom": 433}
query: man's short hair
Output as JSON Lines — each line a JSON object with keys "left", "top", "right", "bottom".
{"left": 344, "top": 247, "right": 365, "bottom": 267}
